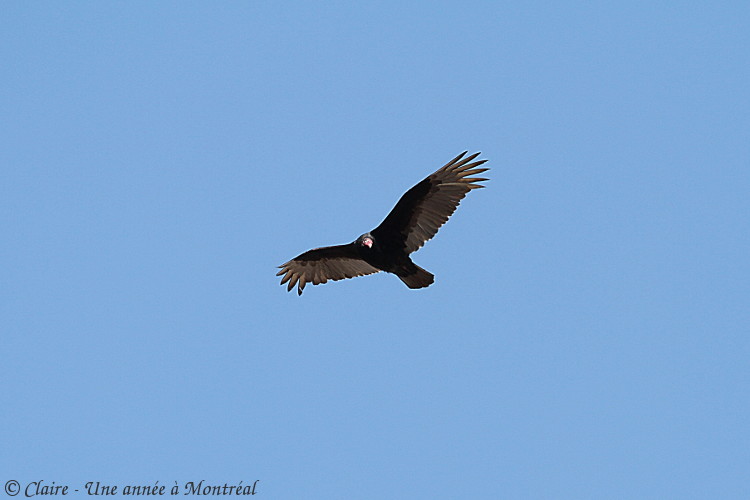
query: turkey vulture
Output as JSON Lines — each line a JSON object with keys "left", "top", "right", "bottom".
{"left": 277, "top": 151, "right": 489, "bottom": 295}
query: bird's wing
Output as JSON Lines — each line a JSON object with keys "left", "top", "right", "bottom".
{"left": 372, "top": 151, "right": 488, "bottom": 253}
{"left": 276, "top": 243, "right": 380, "bottom": 295}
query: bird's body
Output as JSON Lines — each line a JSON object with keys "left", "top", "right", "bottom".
{"left": 277, "top": 151, "right": 488, "bottom": 295}
{"left": 355, "top": 232, "right": 434, "bottom": 289}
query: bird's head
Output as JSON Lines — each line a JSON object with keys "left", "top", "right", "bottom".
{"left": 357, "top": 233, "right": 374, "bottom": 249}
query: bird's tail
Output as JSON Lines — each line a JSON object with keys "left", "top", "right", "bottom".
{"left": 398, "top": 262, "right": 434, "bottom": 289}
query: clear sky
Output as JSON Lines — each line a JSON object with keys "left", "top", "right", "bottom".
{"left": 2, "top": 3, "right": 748, "bottom": 499}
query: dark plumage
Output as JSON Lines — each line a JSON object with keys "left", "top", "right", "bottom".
{"left": 277, "top": 151, "right": 489, "bottom": 295}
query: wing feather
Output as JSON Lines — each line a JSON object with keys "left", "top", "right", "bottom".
{"left": 276, "top": 243, "right": 380, "bottom": 295}
{"left": 372, "top": 151, "right": 489, "bottom": 253}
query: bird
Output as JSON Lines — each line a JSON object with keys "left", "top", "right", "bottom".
{"left": 277, "top": 151, "right": 489, "bottom": 295}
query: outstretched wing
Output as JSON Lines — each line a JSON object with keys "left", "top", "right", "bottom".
{"left": 372, "top": 151, "right": 488, "bottom": 253}
{"left": 276, "top": 243, "right": 380, "bottom": 295}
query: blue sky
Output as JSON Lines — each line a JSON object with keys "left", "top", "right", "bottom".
{"left": 2, "top": 2, "right": 748, "bottom": 498}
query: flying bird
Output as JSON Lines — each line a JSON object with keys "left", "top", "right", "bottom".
{"left": 277, "top": 151, "right": 489, "bottom": 295}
